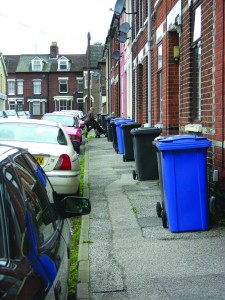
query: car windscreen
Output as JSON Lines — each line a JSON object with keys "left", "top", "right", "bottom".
{"left": 0, "top": 123, "right": 67, "bottom": 145}
{"left": 43, "top": 115, "right": 77, "bottom": 127}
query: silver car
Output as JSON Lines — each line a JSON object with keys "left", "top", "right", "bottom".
{"left": 0, "top": 118, "right": 80, "bottom": 197}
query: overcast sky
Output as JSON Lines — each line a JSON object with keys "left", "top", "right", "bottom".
{"left": 0, "top": 0, "right": 116, "bottom": 55}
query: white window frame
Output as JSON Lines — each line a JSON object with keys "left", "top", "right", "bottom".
{"left": 33, "top": 79, "right": 42, "bottom": 95}
{"left": 7, "top": 79, "right": 15, "bottom": 95}
{"left": 77, "top": 77, "right": 83, "bottom": 93}
{"left": 58, "top": 57, "right": 70, "bottom": 71}
{"left": 17, "top": 80, "right": 24, "bottom": 95}
{"left": 83, "top": 71, "right": 92, "bottom": 89}
{"left": 32, "top": 57, "right": 43, "bottom": 71}
{"left": 27, "top": 99, "right": 46, "bottom": 116}
{"left": 58, "top": 77, "right": 68, "bottom": 93}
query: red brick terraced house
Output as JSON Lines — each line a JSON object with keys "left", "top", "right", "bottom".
{"left": 105, "top": 0, "right": 225, "bottom": 218}
{"left": 3, "top": 41, "right": 107, "bottom": 118}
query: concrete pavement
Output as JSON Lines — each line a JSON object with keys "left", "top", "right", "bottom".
{"left": 77, "top": 133, "right": 225, "bottom": 300}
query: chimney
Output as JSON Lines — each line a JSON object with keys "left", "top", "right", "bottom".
{"left": 50, "top": 41, "right": 59, "bottom": 58}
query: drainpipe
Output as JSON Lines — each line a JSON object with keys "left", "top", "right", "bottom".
{"left": 87, "top": 32, "right": 91, "bottom": 111}
{"left": 147, "top": 0, "right": 152, "bottom": 126}
{"left": 108, "top": 44, "right": 112, "bottom": 115}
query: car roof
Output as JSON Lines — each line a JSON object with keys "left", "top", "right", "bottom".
{"left": 0, "top": 144, "right": 23, "bottom": 162}
{"left": 0, "top": 118, "right": 60, "bottom": 127}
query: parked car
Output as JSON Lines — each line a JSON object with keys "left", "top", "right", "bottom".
{"left": 42, "top": 113, "right": 82, "bottom": 153}
{"left": 0, "top": 143, "right": 91, "bottom": 299}
{"left": 60, "top": 110, "right": 85, "bottom": 129}
{"left": 4, "top": 109, "right": 19, "bottom": 118}
{"left": 0, "top": 118, "right": 80, "bottom": 197}
{"left": 17, "top": 110, "right": 32, "bottom": 119}
{"left": 0, "top": 110, "right": 8, "bottom": 118}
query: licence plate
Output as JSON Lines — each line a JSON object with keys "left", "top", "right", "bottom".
{"left": 35, "top": 156, "right": 44, "bottom": 165}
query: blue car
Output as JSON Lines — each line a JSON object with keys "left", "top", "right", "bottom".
{"left": 0, "top": 144, "right": 91, "bottom": 299}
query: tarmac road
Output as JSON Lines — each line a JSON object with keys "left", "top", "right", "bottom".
{"left": 77, "top": 133, "right": 225, "bottom": 300}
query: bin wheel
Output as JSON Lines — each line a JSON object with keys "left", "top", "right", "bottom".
{"left": 162, "top": 210, "right": 168, "bottom": 228}
{"left": 123, "top": 155, "right": 126, "bottom": 162}
{"left": 132, "top": 170, "right": 137, "bottom": 180}
{"left": 156, "top": 202, "right": 162, "bottom": 218}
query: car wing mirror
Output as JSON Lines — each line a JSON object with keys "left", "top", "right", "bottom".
{"left": 60, "top": 196, "right": 91, "bottom": 218}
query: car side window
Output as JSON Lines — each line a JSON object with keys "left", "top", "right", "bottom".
{"left": 57, "top": 128, "right": 67, "bottom": 145}
{"left": 0, "top": 195, "right": 5, "bottom": 259}
{"left": 1, "top": 166, "right": 24, "bottom": 260}
{"left": 24, "top": 153, "right": 55, "bottom": 205}
{"left": 14, "top": 154, "right": 55, "bottom": 246}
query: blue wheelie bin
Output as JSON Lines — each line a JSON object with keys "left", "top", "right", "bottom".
{"left": 110, "top": 118, "right": 125, "bottom": 152}
{"left": 115, "top": 119, "right": 133, "bottom": 154}
{"left": 156, "top": 135, "right": 211, "bottom": 233}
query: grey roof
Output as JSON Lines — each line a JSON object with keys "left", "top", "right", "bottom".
{"left": 3, "top": 55, "right": 20, "bottom": 73}
{"left": 4, "top": 44, "right": 104, "bottom": 74}
{"left": 84, "top": 44, "right": 105, "bottom": 68}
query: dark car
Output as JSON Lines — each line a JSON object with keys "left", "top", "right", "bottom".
{"left": 0, "top": 144, "right": 91, "bottom": 299}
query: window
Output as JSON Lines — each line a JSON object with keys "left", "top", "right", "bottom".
{"left": 0, "top": 203, "right": 4, "bottom": 259}
{"left": 14, "top": 154, "right": 55, "bottom": 245}
{"left": 59, "top": 78, "right": 68, "bottom": 93}
{"left": 17, "top": 101, "right": 24, "bottom": 111}
{"left": 58, "top": 57, "right": 70, "bottom": 71}
{"left": 32, "top": 58, "right": 42, "bottom": 71}
{"left": 9, "top": 101, "right": 16, "bottom": 110}
{"left": 33, "top": 101, "right": 41, "bottom": 115}
{"left": 84, "top": 72, "right": 92, "bottom": 89}
{"left": 2, "top": 166, "right": 25, "bottom": 259}
{"left": 33, "top": 80, "right": 42, "bottom": 94}
{"left": 77, "top": 99, "right": 84, "bottom": 111}
{"left": 158, "top": 44, "right": 162, "bottom": 122}
{"left": 7, "top": 80, "right": 15, "bottom": 95}
{"left": 17, "top": 80, "right": 24, "bottom": 95}
{"left": 59, "top": 100, "right": 67, "bottom": 110}
{"left": 192, "top": 5, "right": 201, "bottom": 121}
{"left": 77, "top": 78, "right": 83, "bottom": 93}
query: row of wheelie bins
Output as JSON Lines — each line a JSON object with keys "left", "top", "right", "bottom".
{"left": 105, "top": 116, "right": 212, "bottom": 234}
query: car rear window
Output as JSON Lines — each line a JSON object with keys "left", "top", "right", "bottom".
{"left": 43, "top": 114, "right": 77, "bottom": 127}
{"left": 0, "top": 123, "right": 67, "bottom": 145}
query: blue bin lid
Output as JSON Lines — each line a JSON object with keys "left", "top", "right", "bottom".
{"left": 110, "top": 117, "right": 125, "bottom": 124}
{"left": 155, "top": 135, "right": 211, "bottom": 151}
{"left": 130, "top": 127, "right": 162, "bottom": 136}
{"left": 115, "top": 119, "right": 133, "bottom": 126}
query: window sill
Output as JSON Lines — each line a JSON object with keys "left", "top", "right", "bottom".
{"left": 184, "top": 124, "right": 202, "bottom": 133}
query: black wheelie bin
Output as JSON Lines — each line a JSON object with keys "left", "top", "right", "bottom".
{"left": 100, "top": 113, "right": 108, "bottom": 136}
{"left": 121, "top": 122, "right": 141, "bottom": 161}
{"left": 131, "top": 127, "right": 161, "bottom": 181}
{"left": 106, "top": 115, "right": 117, "bottom": 142}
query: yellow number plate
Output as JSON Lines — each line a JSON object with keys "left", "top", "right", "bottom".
{"left": 35, "top": 156, "right": 44, "bottom": 165}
